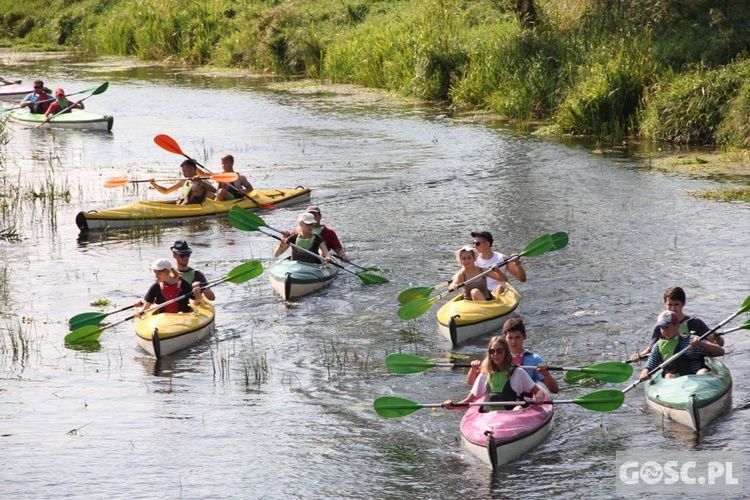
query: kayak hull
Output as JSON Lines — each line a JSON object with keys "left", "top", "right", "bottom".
{"left": 0, "top": 83, "right": 34, "bottom": 101}
{"left": 460, "top": 403, "right": 554, "bottom": 468}
{"left": 268, "top": 259, "right": 339, "bottom": 300}
{"left": 437, "top": 284, "right": 520, "bottom": 346}
{"left": 8, "top": 108, "right": 114, "bottom": 131}
{"left": 644, "top": 357, "right": 732, "bottom": 432}
{"left": 135, "top": 302, "right": 215, "bottom": 358}
{"left": 76, "top": 187, "right": 311, "bottom": 232}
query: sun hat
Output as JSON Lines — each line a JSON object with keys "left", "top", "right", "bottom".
{"left": 150, "top": 259, "right": 173, "bottom": 271}
{"left": 170, "top": 240, "right": 193, "bottom": 256}
{"left": 306, "top": 205, "right": 321, "bottom": 214}
{"left": 299, "top": 212, "right": 316, "bottom": 225}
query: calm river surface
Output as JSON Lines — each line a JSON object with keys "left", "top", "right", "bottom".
{"left": 1, "top": 53, "right": 748, "bottom": 499}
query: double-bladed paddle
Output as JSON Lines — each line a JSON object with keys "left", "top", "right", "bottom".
{"left": 397, "top": 232, "right": 569, "bottom": 320}
{"left": 1, "top": 85, "right": 101, "bottom": 114}
{"left": 153, "top": 134, "right": 276, "bottom": 209}
{"left": 229, "top": 209, "right": 384, "bottom": 274}
{"left": 373, "top": 389, "right": 625, "bottom": 418}
{"left": 384, "top": 353, "right": 633, "bottom": 383}
{"left": 228, "top": 206, "right": 389, "bottom": 285}
{"left": 397, "top": 280, "right": 452, "bottom": 305}
{"left": 64, "top": 260, "right": 263, "bottom": 344}
{"left": 103, "top": 172, "right": 239, "bottom": 188}
{"left": 68, "top": 303, "right": 138, "bottom": 331}
{"left": 622, "top": 294, "right": 750, "bottom": 394}
{"left": 34, "top": 82, "right": 109, "bottom": 129}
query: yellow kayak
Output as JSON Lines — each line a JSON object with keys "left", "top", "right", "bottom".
{"left": 76, "top": 186, "right": 311, "bottom": 232}
{"left": 135, "top": 301, "right": 215, "bottom": 358}
{"left": 437, "top": 284, "right": 520, "bottom": 346}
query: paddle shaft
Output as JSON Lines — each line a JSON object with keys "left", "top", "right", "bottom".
{"left": 622, "top": 308, "right": 739, "bottom": 394}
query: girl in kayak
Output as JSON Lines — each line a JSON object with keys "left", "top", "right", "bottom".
{"left": 449, "top": 246, "right": 508, "bottom": 301}
{"left": 135, "top": 259, "right": 203, "bottom": 316}
{"left": 274, "top": 212, "right": 334, "bottom": 264}
{"left": 43, "top": 88, "right": 84, "bottom": 119}
{"left": 443, "top": 337, "right": 548, "bottom": 411}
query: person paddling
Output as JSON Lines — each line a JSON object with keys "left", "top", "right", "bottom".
{"left": 466, "top": 317, "right": 560, "bottom": 393}
{"left": 43, "top": 88, "right": 84, "bottom": 119}
{"left": 630, "top": 286, "right": 723, "bottom": 362}
{"left": 135, "top": 259, "right": 203, "bottom": 316}
{"left": 149, "top": 159, "right": 216, "bottom": 205}
{"left": 19, "top": 79, "right": 53, "bottom": 114}
{"left": 638, "top": 310, "right": 725, "bottom": 381}
{"left": 274, "top": 212, "right": 334, "bottom": 263}
{"left": 471, "top": 231, "right": 526, "bottom": 290}
{"left": 443, "top": 336, "right": 548, "bottom": 411}
{"left": 449, "top": 246, "right": 508, "bottom": 301}
{"left": 282, "top": 206, "right": 350, "bottom": 262}
{"left": 171, "top": 240, "right": 215, "bottom": 301}
{"left": 215, "top": 154, "right": 254, "bottom": 202}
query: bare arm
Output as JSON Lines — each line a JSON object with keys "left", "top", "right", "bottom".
{"left": 149, "top": 179, "right": 185, "bottom": 195}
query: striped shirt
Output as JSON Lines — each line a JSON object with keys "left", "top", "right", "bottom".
{"left": 644, "top": 335, "right": 710, "bottom": 374}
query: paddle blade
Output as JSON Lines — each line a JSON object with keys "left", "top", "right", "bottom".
{"left": 397, "top": 286, "right": 435, "bottom": 305}
{"left": 373, "top": 396, "right": 425, "bottom": 418}
{"left": 225, "top": 260, "right": 264, "bottom": 283}
{"left": 154, "top": 134, "right": 185, "bottom": 155}
{"left": 737, "top": 294, "right": 750, "bottom": 314}
{"left": 564, "top": 362, "right": 634, "bottom": 384}
{"left": 64, "top": 324, "right": 105, "bottom": 343}
{"left": 103, "top": 177, "right": 133, "bottom": 188}
{"left": 91, "top": 82, "right": 109, "bottom": 95}
{"left": 68, "top": 312, "right": 109, "bottom": 330}
{"left": 519, "top": 231, "right": 569, "bottom": 258}
{"left": 397, "top": 296, "right": 439, "bottom": 320}
{"left": 211, "top": 172, "right": 240, "bottom": 183}
{"left": 228, "top": 207, "right": 261, "bottom": 232}
{"left": 573, "top": 389, "right": 624, "bottom": 412}
{"left": 358, "top": 272, "right": 389, "bottom": 285}
{"left": 385, "top": 353, "right": 437, "bottom": 374}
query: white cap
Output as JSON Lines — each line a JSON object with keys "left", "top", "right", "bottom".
{"left": 150, "top": 259, "right": 173, "bottom": 271}
{"left": 298, "top": 212, "right": 316, "bottom": 225}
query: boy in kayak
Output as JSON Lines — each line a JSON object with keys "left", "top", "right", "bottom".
{"left": 19, "top": 79, "right": 53, "bottom": 114}
{"left": 467, "top": 317, "right": 559, "bottom": 393}
{"left": 638, "top": 310, "right": 725, "bottom": 381}
{"left": 471, "top": 231, "right": 526, "bottom": 292}
{"left": 43, "top": 88, "right": 84, "bottom": 119}
{"left": 171, "top": 240, "right": 215, "bottom": 301}
{"left": 215, "top": 154, "right": 254, "bottom": 202}
{"left": 149, "top": 159, "right": 216, "bottom": 205}
{"left": 630, "top": 286, "right": 723, "bottom": 362}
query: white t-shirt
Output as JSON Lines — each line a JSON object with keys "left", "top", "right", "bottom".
{"left": 475, "top": 251, "right": 508, "bottom": 291}
{"left": 471, "top": 368, "right": 537, "bottom": 400}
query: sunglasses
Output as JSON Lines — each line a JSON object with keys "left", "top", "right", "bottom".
{"left": 473, "top": 241, "right": 483, "bottom": 246}
{"left": 487, "top": 348, "right": 505, "bottom": 355}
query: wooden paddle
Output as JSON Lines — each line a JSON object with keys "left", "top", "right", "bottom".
{"left": 103, "top": 172, "right": 239, "bottom": 188}
{"left": 373, "top": 389, "right": 625, "bottom": 418}
{"left": 153, "top": 134, "right": 276, "bottom": 209}
{"left": 228, "top": 206, "right": 389, "bottom": 285}
{"left": 384, "top": 353, "right": 633, "bottom": 383}
{"left": 397, "top": 232, "right": 569, "bottom": 320}
{"left": 34, "top": 82, "right": 109, "bottom": 129}
{"left": 622, "top": 294, "right": 750, "bottom": 394}
{"left": 64, "top": 260, "right": 263, "bottom": 344}
{"left": 232, "top": 209, "right": 384, "bottom": 273}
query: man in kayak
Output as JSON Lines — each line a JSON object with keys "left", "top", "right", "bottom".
{"left": 43, "top": 88, "right": 84, "bottom": 119}
{"left": 19, "top": 79, "right": 53, "bottom": 114}
{"left": 629, "top": 286, "right": 724, "bottom": 362}
{"left": 467, "top": 317, "right": 559, "bottom": 393}
{"left": 471, "top": 231, "right": 526, "bottom": 293}
{"left": 171, "top": 240, "right": 215, "bottom": 301}
{"left": 638, "top": 310, "right": 725, "bottom": 381}
{"left": 149, "top": 159, "right": 216, "bottom": 205}
{"left": 215, "top": 154, "right": 254, "bottom": 202}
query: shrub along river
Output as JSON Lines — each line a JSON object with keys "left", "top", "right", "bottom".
{"left": 1, "top": 53, "right": 749, "bottom": 498}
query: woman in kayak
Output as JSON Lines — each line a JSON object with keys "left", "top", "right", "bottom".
{"left": 449, "top": 246, "right": 508, "bottom": 301}
{"left": 443, "top": 336, "right": 548, "bottom": 411}
{"left": 274, "top": 212, "right": 334, "bottom": 264}
{"left": 135, "top": 259, "right": 203, "bottom": 316}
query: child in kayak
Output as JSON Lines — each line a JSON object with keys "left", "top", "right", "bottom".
{"left": 135, "top": 259, "right": 203, "bottom": 316}
{"left": 43, "top": 88, "right": 84, "bottom": 119}
{"left": 449, "top": 245, "right": 508, "bottom": 301}
{"left": 443, "top": 336, "right": 548, "bottom": 411}
{"left": 274, "top": 212, "right": 334, "bottom": 264}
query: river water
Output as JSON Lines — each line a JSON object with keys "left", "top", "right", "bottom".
{"left": 1, "top": 53, "right": 748, "bottom": 499}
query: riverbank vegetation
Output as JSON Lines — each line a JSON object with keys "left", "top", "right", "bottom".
{"left": 3, "top": 1, "right": 750, "bottom": 147}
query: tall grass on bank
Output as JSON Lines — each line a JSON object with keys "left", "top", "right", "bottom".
{"left": 640, "top": 59, "right": 750, "bottom": 145}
